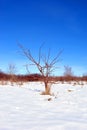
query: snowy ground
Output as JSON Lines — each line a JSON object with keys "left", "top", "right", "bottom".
{"left": 0, "top": 81, "right": 87, "bottom": 130}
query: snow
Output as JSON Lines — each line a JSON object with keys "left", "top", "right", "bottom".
{"left": 0, "top": 82, "right": 87, "bottom": 130}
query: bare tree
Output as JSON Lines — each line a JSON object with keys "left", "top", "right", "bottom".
{"left": 19, "top": 44, "right": 62, "bottom": 95}
{"left": 7, "top": 63, "right": 17, "bottom": 85}
{"left": 8, "top": 63, "right": 17, "bottom": 75}
{"left": 64, "top": 65, "right": 73, "bottom": 77}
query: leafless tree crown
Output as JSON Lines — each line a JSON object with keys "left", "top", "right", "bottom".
{"left": 64, "top": 65, "right": 73, "bottom": 76}
{"left": 18, "top": 43, "right": 62, "bottom": 77}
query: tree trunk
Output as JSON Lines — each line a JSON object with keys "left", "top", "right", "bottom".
{"left": 44, "top": 81, "right": 51, "bottom": 95}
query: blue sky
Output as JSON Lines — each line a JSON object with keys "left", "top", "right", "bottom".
{"left": 0, "top": 0, "right": 87, "bottom": 76}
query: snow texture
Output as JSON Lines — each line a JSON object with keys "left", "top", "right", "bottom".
{"left": 0, "top": 82, "right": 87, "bottom": 130}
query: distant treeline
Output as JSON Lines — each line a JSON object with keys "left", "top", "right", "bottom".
{"left": 0, "top": 71, "right": 87, "bottom": 82}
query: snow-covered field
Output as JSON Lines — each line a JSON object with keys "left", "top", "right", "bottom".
{"left": 0, "top": 81, "right": 87, "bottom": 130}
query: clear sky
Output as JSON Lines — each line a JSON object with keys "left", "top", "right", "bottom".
{"left": 0, "top": 0, "right": 87, "bottom": 76}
